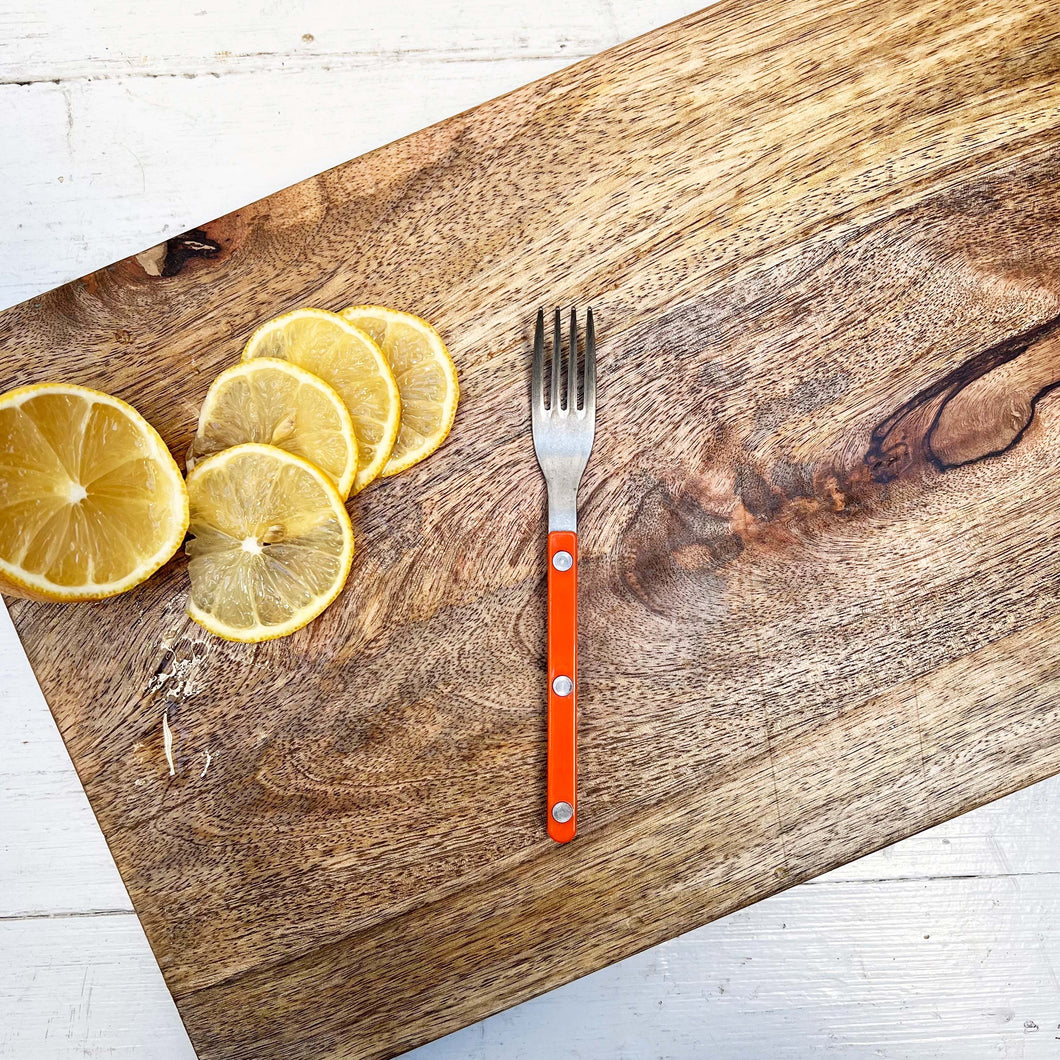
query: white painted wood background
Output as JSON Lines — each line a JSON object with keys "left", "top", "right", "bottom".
{"left": 2, "top": 2, "right": 1060, "bottom": 1057}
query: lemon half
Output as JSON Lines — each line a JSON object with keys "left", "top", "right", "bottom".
{"left": 0, "top": 383, "right": 188, "bottom": 601}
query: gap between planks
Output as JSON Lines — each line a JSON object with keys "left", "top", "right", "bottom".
{"left": 0, "top": 51, "right": 602, "bottom": 88}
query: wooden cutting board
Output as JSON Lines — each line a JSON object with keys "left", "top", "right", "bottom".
{"left": 4, "top": 0, "right": 1060, "bottom": 1056}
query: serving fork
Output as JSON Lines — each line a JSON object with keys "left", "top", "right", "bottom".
{"left": 531, "top": 307, "right": 596, "bottom": 843}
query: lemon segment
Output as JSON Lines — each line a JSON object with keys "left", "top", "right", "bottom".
{"left": 242, "top": 308, "right": 399, "bottom": 493}
{"left": 340, "top": 306, "right": 459, "bottom": 476}
{"left": 0, "top": 383, "right": 188, "bottom": 601}
{"left": 185, "top": 443, "right": 354, "bottom": 641}
{"left": 187, "top": 359, "right": 358, "bottom": 499}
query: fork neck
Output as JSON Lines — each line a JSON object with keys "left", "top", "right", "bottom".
{"left": 547, "top": 481, "right": 579, "bottom": 534}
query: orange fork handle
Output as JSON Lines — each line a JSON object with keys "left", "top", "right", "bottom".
{"left": 547, "top": 530, "right": 578, "bottom": 842}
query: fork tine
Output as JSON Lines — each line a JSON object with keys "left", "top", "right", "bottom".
{"left": 532, "top": 308, "right": 545, "bottom": 413}
{"left": 568, "top": 306, "right": 579, "bottom": 412}
{"left": 584, "top": 307, "right": 596, "bottom": 418}
{"left": 551, "top": 308, "right": 562, "bottom": 411}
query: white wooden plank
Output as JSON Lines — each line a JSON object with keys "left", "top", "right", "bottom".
{"left": 0, "top": 771, "right": 136, "bottom": 916}
{"left": 0, "top": 604, "right": 134, "bottom": 916}
{"left": 0, "top": 915, "right": 195, "bottom": 1060}
{"left": 5, "top": 876, "right": 1060, "bottom": 1060}
{"left": 0, "top": 1, "right": 673, "bottom": 81}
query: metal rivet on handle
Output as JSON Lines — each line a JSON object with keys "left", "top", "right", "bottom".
{"left": 552, "top": 550, "right": 573, "bottom": 571}
{"left": 551, "top": 801, "right": 574, "bottom": 824}
{"left": 552, "top": 675, "right": 573, "bottom": 696}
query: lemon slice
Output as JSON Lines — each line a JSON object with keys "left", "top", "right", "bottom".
{"left": 185, "top": 443, "right": 354, "bottom": 641}
{"left": 187, "top": 359, "right": 358, "bottom": 499}
{"left": 0, "top": 383, "right": 188, "bottom": 601}
{"left": 243, "top": 308, "right": 399, "bottom": 493}
{"left": 340, "top": 306, "right": 459, "bottom": 476}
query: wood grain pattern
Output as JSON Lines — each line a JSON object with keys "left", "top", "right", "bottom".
{"left": 3, "top": 0, "right": 1060, "bottom": 1056}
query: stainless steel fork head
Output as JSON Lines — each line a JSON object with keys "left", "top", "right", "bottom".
{"left": 531, "top": 307, "right": 597, "bottom": 532}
